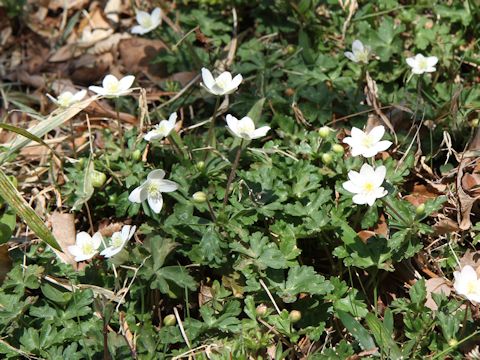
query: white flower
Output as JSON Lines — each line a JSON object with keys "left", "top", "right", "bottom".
{"left": 344, "top": 40, "right": 371, "bottom": 64}
{"left": 47, "top": 90, "right": 87, "bottom": 107}
{"left": 454, "top": 265, "right": 480, "bottom": 303}
{"left": 67, "top": 231, "right": 102, "bottom": 262}
{"left": 100, "top": 225, "right": 136, "bottom": 258}
{"left": 144, "top": 112, "right": 177, "bottom": 142}
{"left": 226, "top": 114, "right": 270, "bottom": 140}
{"left": 131, "top": 8, "right": 162, "bottom": 35}
{"left": 128, "top": 169, "right": 179, "bottom": 213}
{"left": 201, "top": 68, "right": 242, "bottom": 96}
{"left": 89, "top": 74, "right": 135, "bottom": 97}
{"left": 342, "top": 164, "right": 388, "bottom": 206}
{"left": 406, "top": 54, "right": 438, "bottom": 74}
{"left": 343, "top": 125, "right": 392, "bottom": 158}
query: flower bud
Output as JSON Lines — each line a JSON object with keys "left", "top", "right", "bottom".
{"left": 289, "top": 310, "right": 301, "bottom": 323}
{"left": 318, "top": 126, "right": 331, "bottom": 139}
{"left": 163, "top": 314, "right": 176, "bottom": 326}
{"left": 196, "top": 161, "right": 205, "bottom": 171}
{"left": 321, "top": 153, "right": 333, "bottom": 164}
{"left": 192, "top": 191, "right": 207, "bottom": 203}
{"left": 332, "top": 144, "right": 344, "bottom": 154}
{"left": 415, "top": 203, "right": 426, "bottom": 216}
{"left": 132, "top": 149, "right": 142, "bottom": 161}
{"left": 90, "top": 170, "right": 107, "bottom": 188}
{"left": 255, "top": 304, "right": 267, "bottom": 317}
{"left": 471, "top": 119, "right": 479, "bottom": 128}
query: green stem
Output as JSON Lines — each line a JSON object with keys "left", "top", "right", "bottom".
{"left": 223, "top": 139, "right": 244, "bottom": 207}
{"left": 206, "top": 97, "right": 221, "bottom": 155}
{"left": 168, "top": 131, "right": 189, "bottom": 160}
{"left": 115, "top": 99, "right": 126, "bottom": 160}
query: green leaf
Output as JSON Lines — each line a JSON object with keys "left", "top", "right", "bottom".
{"left": 71, "top": 156, "right": 94, "bottom": 211}
{"left": 0, "top": 169, "right": 60, "bottom": 250}
{"left": 337, "top": 310, "right": 376, "bottom": 352}
{"left": 365, "top": 313, "right": 403, "bottom": 360}
{"left": 246, "top": 97, "right": 266, "bottom": 124}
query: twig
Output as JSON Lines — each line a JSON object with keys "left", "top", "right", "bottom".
{"left": 173, "top": 307, "right": 191, "bottom": 349}
{"left": 259, "top": 278, "right": 281, "bottom": 315}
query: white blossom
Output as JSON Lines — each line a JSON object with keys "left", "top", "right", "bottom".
{"left": 144, "top": 112, "right": 177, "bottom": 142}
{"left": 100, "top": 225, "right": 136, "bottom": 258}
{"left": 128, "top": 169, "right": 179, "bottom": 213}
{"left": 131, "top": 8, "right": 162, "bottom": 35}
{"left": 406, "top": 54, "right": 438, "bottom": 74}
{"left": 343, "top": 125, "right": 392, "bottom": 158}
{"left": 342, "top": 164, "right": 388, "bottom": 206}
{"left": 67, "top": 231, "right": 102, "bottom": 262}
{"left": 454, "top": 265, "right": 480, "bottom": 304}
{"left": 201, "top": 68, "right": 242, "bottom": 96}
{"left": 226, "top": 114, "right": 270, "bottom": 140}
{"left": 46, "top": 90, "right": 87, "bottom": 107}
{"left": 344, "top": 40, "right": 370, "bottom": 64}
{"left": 89, "top": 74, "right": 135, "bottom": 97}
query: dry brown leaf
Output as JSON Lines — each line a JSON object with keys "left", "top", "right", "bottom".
{"left": 118, "top": 37, "right": 168, "bottom": 80}
{"left": 425, "top": 277, "right": 451, "bottom": 311}
{"left": 0, "top": 244, "right": 12, "bottom": 284}
{"left": 50, "top": 212, "right": 77, "bottom": 267}
{"left": 433, "top": 216, "right": 460, "bottom": 235}
{"left": 119, "top": 311, "right": 136, "bottom": 355}
{"left": 459, "top": 250, "right": 480, "bottom": 271}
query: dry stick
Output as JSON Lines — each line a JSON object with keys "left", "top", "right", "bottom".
{"left": 223, "top": 139, "right": 244, "bottom": 206}
{"left": 173, "top": 307, "right": 191, "bottom": 349}
{"left": 259, "top": 279, "right": 281, "bottom": 315}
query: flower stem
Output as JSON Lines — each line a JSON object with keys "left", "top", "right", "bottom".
{"left": 206, "top": 96, "right": 221, "bottom": 155}
{"left": 115, "top": 98, "right": 126, "bottom": 159}
{"left": 223, "top": 139, "right": 244, "bottom": 207}
{"left": 168, "top": 132, "right": 189, "bottom": 160}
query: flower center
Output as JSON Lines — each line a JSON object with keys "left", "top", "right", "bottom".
{"left": 141, "top": 17, "right": 152, "bottom": 28}
{"left": 357, "top": 51, "right": 368, "bottom": 63}
{"left": 363, "top": 182, "right": 375, "bottom": 193}
{"left": 418, "top": 59, "right": 428, "bottom": 70}
{"left": 216, "top": 78, "right": 229, "bottom": 90}
{"left": 155, "top": 123, "right": 168, "bottom": 135}
{"left": 111, "top": 234, "right": 124, "bottom": 248}
{"left": 58, "top": 93, "right": 73, "bottom": 107}
{"left": 82, "top": 242, "right": 94, "bottom": 255}
{"left": 147, "top": 181, "right": 161, "bottom": 199}
{"left": 361, "top": 135, "right": 374, "bottom": 148}
{"left": 106, "top": 82, "right": 119, "bottom": 93}
{"left": 466, "top": 280, "right": 478, "bottom": 294}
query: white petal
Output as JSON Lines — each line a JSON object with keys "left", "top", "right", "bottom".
{"left": 406, "top": 57, "right": 416, "bottom": 68}
{"left": 136, "top": 10, "right": 150, "bottom": 24}
{"left": 74, "top": 252, "right": 96, "bottom": 262}
{"left": 76, "top": 232, "right": 92, "bottom": 246}
{"left": 373, "top": 166, "right": 387, "bottom": 187}
{"left": 201, "top": 68, "right": 215, "bottom": 90}
{"left": 151, "top": 7, "right": 162, "bottom": 22}
{"left": 168, "top": 112, "right": 177, "bottom": 126}
{"left": 100, "top": 246, "right": 122, "bottom": 258}
{"left": 148, "top": 195, "right": 163, "bottom": 213}
{"left": 343, "top": 180, "right": 360, "bottom": 194}
{"left": 128, "top": 184, "right": 148, "bottom": 203}
{"left": 462, "top": 266, "right": 478, "bottom": 282}
{"left": 119, "top": 75, "right": 135, "bottom": 91}
{"left": 72, "top": 90, "right": 87, "bottom": 102}
{"left": 344, "top": 51, "right": 357, "bottom": 62}
{"left": 350, "top": 127, "right": 365, "bottom": 139}
{"left": 88, "top": 86, "right": 106, "bottom": 95}
{"left": 121, "top": 225, "right": 135, "bottom": 241}
{"left": 216, "top": 71, "right": 232, "bottom": 85}
{"left": 131, "top": 25, "right": 148, "bottom": 34}
{"left": 225, "top": 74, "right": 242, "bottom": 93}
{"left": 251, "top": 126, "right": 271, "bottom": 139}
{"left": 352, "top": 40, "right": 364, "bottom": 53}
{"left": 226, "top": 114, "right": 240, "bottom": 137}
{"left": 368, "top": 125, "right": 385, "bottom": 142}
{"left": 102, "top": 74, "right": 119, "bottom": 89}
{"left": 148, "top": 169, "right": 166, "bottom": 180}
{"left": 359, "top": 163, "right": 375, "bottom": 177}
{"left": 144, "top": 130, "right": 160, "bottom": 141}
{"left": 92, "top": 232, "right": 103, "bottom": 249}
{"left": 427, "top": 56, "right": 438, "bottom": 67}
{"left": 352, "top": 193, "right": 369, "bottom": 205}
{"left": 157, "top": 179, "right": 179, "bottom": 192}
{"left": 67, "top": 245, "right": 82, "bottom": 257}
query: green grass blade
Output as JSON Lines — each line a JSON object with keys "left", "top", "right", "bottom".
{"left": 0, "top": 168, "right": 61, "bottom": 250}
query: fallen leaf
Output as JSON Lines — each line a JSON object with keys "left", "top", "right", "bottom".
{"left": 425, "top": 277, "right": 451, "bottom": 311}
{"left": 50, "top": 212, "right": 77, "bottom": 267}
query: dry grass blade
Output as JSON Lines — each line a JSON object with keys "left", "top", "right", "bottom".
{"left": 0, "top": 168, "right": 60, "bottom": 250}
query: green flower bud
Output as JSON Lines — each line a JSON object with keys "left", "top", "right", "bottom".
{"left": 255, "top": 304, "right": 267, "bottom": 317}
{"left": 289, "top": 310, "right": 301, "bottom": 323}
{"left": 285, "top": 45, "right": 295, "bottom": 55}
{"left": 192, "top": 191, "right": 207, "bottom": 203}
{"left": 332, "top": 144, "right": 344, "bottom": 154}
{"left": 471, "top": 119, "right": 479, "bottom": 128}
{"left": 163, "top": 314, "right": 176, "bottom": 326}
{"left": 416, "top": 203, "right": 426, "bottom": 216}
{"left": 90, "top": 170, "right": 107, "bottom": 188}
{"left": 132, "top": 149, "right": 142, "bottom": 161}
{"left": 321, "top": 153, "right": 333, "bottom": 164}
{"left": 318, "top": 126, "right": 331, "bottom": 139}
{"left": 196, "top": 161, "right": 205, "bottom": 171}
